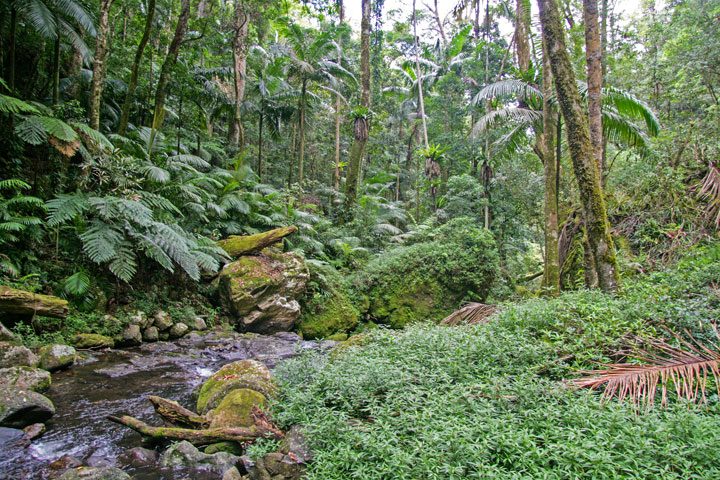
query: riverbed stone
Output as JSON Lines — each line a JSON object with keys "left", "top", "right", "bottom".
{"left": 217, "top": 252, "right": 309, "bottom": 334}
{"left": 223, "top": 466, "right": 244, "bottom": 480}
{"left": 118, "top": 446, "right": 158, "bottom": 468}
{"left": 0, "top": 366, "right": 51, "bottom": 392}
{"left": 117, "top": 324, "right": 141, "bottom": 347}
{"left": 0, "top": 344, "right": 39, "bottom": 368}
{"left": 209, "top": 388, "right": 267, "bottom": 429}
{"left": 0, "top": 386, "right": 55, "bottom": 428}
{"left": 72, "top": 334, "right": 114, "bottom": 350}
{"left": 49, "top": 454, "right": 82, "bottom": 470}
{"left": 37, "top": 344, "right": 76, "bottom": 371}
{"left": 153, "top": 311, "right": 173, "bottom": 331}
{"left": 0, "top": 323, "right": 18, "bottom": 344}
{"left": 58, "top": 467, "right": 131, "bottom": 480}
{"left": 128, "top": 311, "right": 153, "bottom": 330}
{"left": 23, "top": 422, "right": 45, "bottom": 440}
{"left": 0, "top": 426, "right": 30, "bottom": 448}
{"left": 196, "top": 359, "right": 275, "bottom": 415}
{"left": 142, "top": 326, "right": 159, "bottom": 342}
{"left": 204, "top": 441, "right": 244, "bottom": 456}
{"left": 190, "top": 317, "right": 207, "bottom": 331}
{"left": 159, "top": 440, "right": 240, "bottom": 475}
{"left": 280, "top": 425, "right": 314, "bottom": 464}
{"left": 248, "top": 452, "right": 303, "bottom": 480}
{"left": 169, "top": 322, "right": 189, "bottom": 339}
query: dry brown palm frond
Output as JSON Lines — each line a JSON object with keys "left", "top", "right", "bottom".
{"left": 696, "top": 162, "right": 720, "bottom": 228}
{"left": 572, "top": 332, "right": 720, "bottom": 409}
{"left": 440, "top": 303, "right": 499, "bottom": 327}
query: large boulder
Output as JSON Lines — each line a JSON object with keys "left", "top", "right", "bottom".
{"left": 298, "top": 263, "right": 359, "bottom": 339}
{"left": 127, "top": 311, "right": 153, "bottom": 330}
{"left": 196, "top": 359, "right": 274, "bottom": 415}
{"left": 217, "top": 252, "right": 309, "bottom": 334}
{"left": 37, "top": 344, "right": 76, "bottom": 371}
{"left": 72, "top": 334, "right": 114, "bottom": 350}
{"left": 248, "top": 452, "right": 303, "bottom": 480}
{"left": 142, "top": 326, "right": 159, "bottom": 343}
{"left": 0, "top": 386, "right": 55, "bottom": 428}
{"left": 58, "top": 467, "right": 131, "bottom": 480}
{"left": 0, "top": 323, "right": 18, "bottom": 343}
{"left": 208, "top": 388, "right": 267, "bottom": 429}
{"left": 153, "top": 311, "right": 173, "bottom": 331}
{"left": 117, "top": 324, "right": 142, "bottom": 347}
{"left": 0, "top": 343, "right": 39, "bottom": 368}
{"left": 218, "top": 226, "right": 298, "bottom": 258}
{"left": 0, "top": 366, "right": 51, "bottom": 392}
{"left": 169, "top": 322, "right": 189, "bottom": 339}
{"left": 159, "top": 440, "right": 239, "bottom": 475}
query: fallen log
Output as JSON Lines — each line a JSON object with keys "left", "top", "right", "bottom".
{"left": 148, "top": 395, "right": 208, "bottom": 429}
{"left": 107, "top": 415, "right": 283, "bottom": 446}
{"left": 0, "top": 286, "right": 69, "bottom": 319}
{"left": 217, "top": 226, "right": 298, "bottom": 258}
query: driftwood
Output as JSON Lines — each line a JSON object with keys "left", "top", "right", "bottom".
{"left": 217, "top": 226, "right": 298, "bottom": 258}
{"left": 0, "top": 285, "right": 69, "bottom": 319}
{"left": 148, "top": 395, "right": 208, "bottom": 429}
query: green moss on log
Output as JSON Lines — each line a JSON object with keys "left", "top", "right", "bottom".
{"left": 217, "top": 226, "right": 298, "bottom": 258}
{"left": 0, "top": 286, "right": 69, "bottom": 319}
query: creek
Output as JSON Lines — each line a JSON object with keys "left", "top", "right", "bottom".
{"left": 1, "top": 329, "right": 327, "bottom": 480}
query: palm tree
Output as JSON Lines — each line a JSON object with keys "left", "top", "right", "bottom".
{"left": 11, "top": 0, "right": 96, "bottom": 104}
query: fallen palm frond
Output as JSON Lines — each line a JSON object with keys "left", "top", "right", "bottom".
{"left": 440, "top": 303, "right": 499, "bottom": 327}
{"left": 696, "top": 162, "right": 720, "bottom": 228}
{"left": 572, "top": 332, "right": 720, "bottom": 408}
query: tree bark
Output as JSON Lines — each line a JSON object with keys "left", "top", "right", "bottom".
{"left": 427, "top": 0, "right": 447, "bottom": 44}
{"left": 257, "top": 111, "right": 263, "bottom": 179}
{"left": 341, "top": 0, "right": 371, "bottom": 221}
{"left": 515, "top": 0, "right": 531, "bottom": 72}
{"left": 333, "top": 0, "right": 344, "bottom": 192}
{"left": 583, "top": 0, "right": 603, "bottom": 174}
{"left": 118, "top": 0, "right": 156, "bottom": 135}
{"left": 542, "top": 34, "right": 560, "bottom": 295}
{"left": 148, "top": 396, "right": 208, "bottom": 429}
{"left": 149, "top": 0, "right": 191, "bottom": 152}
{"left": 231, "top": 0, "right": 249, "bottom": 148}
{"left": 297, "top": 79, "right": 307, "bottom": 190}
{"left": 537, "top": 0, "right": 620, "bottom": 292}
{"left": 89, "top": 0, "right": 114, "bottom": 130}
{"left": 8, "top": 7, "right": 16, "bottom": 91}
{"left": 52, "top": 38, "right": 60, "bottom": 106}
{"left": 217, "top": 226, "right": 298, "bottom": 258}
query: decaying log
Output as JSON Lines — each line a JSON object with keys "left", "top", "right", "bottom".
{"left": 107, "top": 415, "right": 283, "bottom": 446}
{"left": 148, "top": 395, "right": 208, "bottom": 429}
{"left": 0, "top": 286, "right": 69, "bottom": 319}
{"left": 217, "top": 226, "right": 298, "bottom": 258}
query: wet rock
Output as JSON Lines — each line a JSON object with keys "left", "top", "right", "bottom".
{"left": 37, "top": 344, "right": 76, "bottom": 371}
{"left": 196, "top": 359, "right": 275, "bottom": 414}
{"left": 49, "top": 454, "right": 83, "bottom": 470}
{"left": 158, "top": 332, "right": 170, "bottom": 341}
{"left": 223, "top": 466, "right": 243, "bottom": 480}
{"left": 0, "top": 323, "right": 18, "bottom": 343}
{"left": 0, "top": 426, "right": 30, "bottom": 448}
{"left": 57, "top": 467, "right": 131, "bottom": 480}
{"left": 118, "top": 446, "right": 158, "bottom": 468}
{"left": 128, "top": 311, "right": 153, "bottom": 330}
{"left": 281, "top": 425, "right": 314, "bottom": 464}
{"left": 159, "top": 440, "right": 239, "bottom": 475}
{"left": 217, "top": 252, "right": 309, "bottom": 334}
{"left": 0, "top": 343, "right": 39, "bottom": 368}
{"left": 0, "top": 366, "right": 51, "bottom": 392}
{"left": 23, "top": 422, "right": 45, "bottom": 440}
{"left": 117, "top": 324, "right": 141, "bottom": 347}
{"left": 190, "top": 317, "right": 207, "bottom": 331}
{"left": 141, "top": 326, "right": 159, "bottom": 342}
{"left": 248, "top": 452, "right": 303, "bottom": 480}
{"left": 153, "top": 311, "right": 173, "bottom": 331}
{"left": 169, "top": 322, "right": 189, "bottom": 339}
{"left": 204, "top": 442, "right": 244, "bottom": 456}
{"left": 0, "top": 386, "right": 55, "bottom": 428}
{"left": 72, "top": 334, "right": 114, "bottom": 350}
{"left": 208, "top": 388, "right": 267, "bottom": 429}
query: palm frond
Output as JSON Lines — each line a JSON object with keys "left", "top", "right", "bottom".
{"left": 473, "top": 79, "right": 542, "bottom": 105}
{"left": 696, "top": 162, "right": 720, "bottom": 227}
{"left": 472, "top": 108, "right": 541, "bottom": 138}
{"left": 440, "top": 303, "right": 499, "bottom": 326}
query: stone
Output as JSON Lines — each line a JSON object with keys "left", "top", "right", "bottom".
{"left": 325, "top": 333, "right": 348, "bottom": 342}
{"left": 72, "top": 334, "right": 114, "bottom": 350}
{"left": 0, "top": 426, "right": 30, "bottom": 448}
{"left": 0, "top": 344, "right": 39, "bottom": 368}
{"left": 208, "top": 388, "right": 267, "bottom": 429}
{"left": 190, "top": 317, "right": 207, "bottom": 331}
{"left": 57, "top": 467, "right": 131, "bottom": 480}
{"left": 0, "top": 386, "right": 55, "bottom": 428}
{"left": 280, "top": 425, "right": 314, "bottom": 464}
{"left": 217, "top": 252, "right": 309, "bottom": 334}
{"left": 218, "top": 226, "right": 298, "bottom": 258}
{"left": 159, "top": 332, "right": 170, "bottom": 341}
{"left": 117, "top": 324, "right": 141, "bottom": 347}
{"left": 159, "top": 440, "right": 239, "bottom": 475}
{"left": 0, "top": 323, "right": 18, "bottom": 343}
{"left": 128, "top": 311, "right": 153, "bottom": 329}
{"left": 49, "top": 454, "right": 82, "bottom": 470}
{"left": 248, "top": 452, "right": 303, "bottom": 480}
{"left": 153, "top": 311, "right": 173, "bottom": 331}
{"left": 204, "top": 441, "right": 244, "bottom": 456}
{"left": 168, "top": 322, "right": 189, "bottom": 339}
{"left": 298, "top": 264, "right": 359, "bottom": 339}
{"left": 0, "top": 366, "right": 51, "bottom": 392}
{"left": 23, "top": 422, "right": 45, "bottom": 440}
{"left": 222, "top": 466, "right": 244, "bottom": 480}
{"left": 196, "top": 359, "right": 275, "bottom": 415}
{"left": 141, "top": 326, "right": 159, "bottom": 343}
{"left": 37, "top": 344, "right": 76, "bottom": 371}
{"left": 117, "top": 446, "right": 158, "bottom": 468}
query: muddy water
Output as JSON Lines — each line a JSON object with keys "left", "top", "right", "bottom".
{"left": 2, "top": 330, "right": 326, "bottom": 480}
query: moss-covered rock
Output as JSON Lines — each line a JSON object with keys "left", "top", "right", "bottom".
{"left": 37, "top": 344, "right": 76, "bottom": 371}
{"left": 208, "top": 388, "right": 267, "bottom": 429}
{"left": 0, "top": 386, "right": 55, "bottom": 428}
{"left": 0, "top": 344, "right": 39, "bottom": 368}
{"left": 217, "top": 252, "right": 309, "bottom": 334}
{"left": 204, "top": 441, "right": 244, "bottom": 456}
{"left": 297, "top": 263, "right": 359, "bottom": 339}
{"left": 0, "top": 366, "right": 51, "bottom": 392}
{"left": 218, "top": 226, "right": 298, "bottom": 258}
{"left": 196, "top": 359, "right": 275, "bottom": 415}
{"left": 326, "top": 333, "right": 348, "bottom": 342}
{"left": 169, "top": 322, "right": 189, "bottom": 339}
{"left": 72, "top": 334, "right": 114, "bottom": 349}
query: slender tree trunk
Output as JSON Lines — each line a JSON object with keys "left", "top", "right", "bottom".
{"left": 428, "top": 0, "right": 447, "bottom": 43}
{"left": 600, "top": 0, "right": 608, "bottom": 185}
{"left": 413, "top": 0, "right": 429, "bottom": 150}
{"left": 584, "top": 0, "right": 603, "bottom": 173}
{"left": 340, "top": 0, "right": 371, "bottom": 221}
{"left": 538, "top": 0, "right": 620, "bottom": 292}
{"left": 149, "top": 0, "right": 191, "bottom": 153}
{"left": 118, "top": 0, "right": 156, "bottom": 135}
{"left": 257, "top": 111, "right": 263, "bottom": 180}
{"left": 53, "top": 38, "right": 60, "bottom": 106}
{"left": 515, "top": 0, "right": 531, "bottom": 72}
{"left": 89, "top": 0, "right": 114, "bottom": 130}
{"left": 333, "top": 0, "right": 344, "bottom": 192}
{"left": 8, "top": 7, "right": 16, "bottom": 91}
{"left": 298, "top": 80, "right": 307, "bottom": 190}
{"left": 231, "top": 0, "right": 249, "bottom": 148}
{"left": 288, "top": 122, "right": 296, "bottom": 186}
{"left": 542, "top": 34, "right": 560, "bottom": 294}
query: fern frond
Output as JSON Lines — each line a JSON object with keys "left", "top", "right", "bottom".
{"left": 46, "top": 194, "right": 89, "bottom": 226}
{"left": 108, "top": 242, "right": 137, "bottom": 282}
{"left": 0, "top": 94, "right": 40, "bottom": 115}
{"left": 167, "top": 154, "right": 211, "bottom": 170}
{"left": 79, "top": 223, "right": 124, "bottom": 263}
{"left": 15, "top": 116, "right": 48, "bottom": 145}
{"left": 71, "top": 122, "right": 114, "bottom": 149}
{"left": 61, "top": 272, "right": 91, "bottom": 297}
{"left": 39, "top": 116, "right": 78, "bottom": 142}
{"left": 141, "top": 165, "right": 171, "bottom": 183}
{"left": 0, "top": 179, "right": 31, "bottom": 191}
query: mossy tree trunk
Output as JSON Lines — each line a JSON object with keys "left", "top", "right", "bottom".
{"left": 89, "top": 0, "right": 114, "bottom": 130}
{"left": 542, "top": 33, "right": 560, "bottom": 295}
{"left": 231, "top": 0, "right": 249, "bottom": 149}
{"left": 118, "top": 0, "right": 156, "bottom": 136}
{"left": 333, "top": 0, "right": 344, "bottom": 192}
{"left": 538, "top": 0, "right": 620, "bottom": 292}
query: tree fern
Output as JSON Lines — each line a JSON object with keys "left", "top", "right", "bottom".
{"left": 79, "top": 223, "right": 124, "bottom": 263}
{"left": 0, "top": 94, "right": 40, "bottom": 115}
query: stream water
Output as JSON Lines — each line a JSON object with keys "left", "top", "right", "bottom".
{"left": 1, "top": 329, "right": 327, "bottom": 480}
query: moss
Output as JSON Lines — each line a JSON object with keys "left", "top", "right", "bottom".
{"left": 196, "top": 359, "right": 275, "bottom": 415}
{"left": 217, "top": 226, "right": 297, "bottom": 258}
{"left": 208, "top": 388, "right": 268, "bottom": 429}
{"left": 298, "top": 263, "right": 359, "bottom": 339}
{"left": 71, "top": 333, "right": 114, "bottom": 349}
{"left": 204, "top": 442, "right": 244, "bottom": 456}
{"left": 326, "top": 333, "right": 348, "bottom": 341}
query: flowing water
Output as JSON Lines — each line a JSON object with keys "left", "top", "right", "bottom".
{"left": 1, "top": 329, "right": 328, "bottom": 480}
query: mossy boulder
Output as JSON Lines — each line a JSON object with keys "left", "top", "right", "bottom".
{"left": 218, "top": 226, "right": 298, "bottom": 258}
{"left": 37, "top": 344, "right": 76, "bottom": 371}
{"left": 142, "top": 326, "right": 159, "bottom": 342}
{"left": 0, "top": 386, "right": 55, "bottom": 428}
{"left": 72, "top": 334, "right": 114, "bottom": 349}
{"left": 153, "top": 311, "right": 173, "bottom": 331}
{"left": 58, "top": 467, "right": 131, "bottom": 480}
{"left": 117, "top": 324, "right": 142, "bottom": 347}
{"left": 297, "top": 263, "right": 359, "bottom": 339}
{"left": 159, "top": 440, "right": 239, "bottom": 475}
{"left": 196, "top": 359, "right": 275, "bottom": 415}
{"left": 0, "top": 366, "right": 51, "bottom": 392}
{"left": 208, "top": 388, "right": 267, "bottom": 429}
{"left": 217, "top": 252, "right": 309, "bottom": 334}
{"left": 326, "top": 333, "right": 348, "bottom": 342}
{"left": 204, "top": 441, "right": 244, "bottom": 456}
{"left": 169, "top": 322, "right": 189, "bottom": 339}
{"left": 0, "top": 344, "right": 39, "bottom": 368}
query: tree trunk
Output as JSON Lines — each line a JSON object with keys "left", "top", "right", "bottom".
{"left": 231, "top": 0, "right": 249, "bottom": 148}
{"left": 149, "top": 0, "right": 191, "bottom": 153}
{"left": 333, "top": 0, "right": 344, "bottom": 192}
{"left": 118, "top": 0, "right": 156, "bottom": 135}
{"left": 8, "top": 7, "right": 16, "bottom": 91}
{"left": 257, "top": 111, "right": 263, "bottom": 179}
{"left": 537, "top": 0, "right": 620, "bottom": 292}
{"left": 52, "top": 38, "right": 60, "bottom": 106}
{"left": 515, "top": 0, "right": 531, "bottom": 72}
{"left": 217, "top": 226, "right": 298, "bottom": 258}
{"left": 428, "top": 0, "right": 447, "bottom": 43}
{"left": 148, "top": 396, "right": 208, "bottom": 429}
{"left": 542, "top": 34, "right": 560, "bottom": 295}
{"left": 583, "top": 0, "right": 603, "bottom": 174}
{"left": 413, "top": 0, "right": 429, "bottom": 151}
{"left": 341, "top": 0, "right": 371, "bottom": 221}
{"left": 298, "top": 80, "right": 306, "bottom": 190}
{"left": 89, "top": 0, "right": 114, "bottom": 130}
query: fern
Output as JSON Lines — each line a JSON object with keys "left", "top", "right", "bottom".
{"left": 79, "top": 223, "right": 124, "bottom": 263}
{"left": 61, "top": 272, "right": 91, "bottom": 297}
{"left": 15, "top": 116, "right": 48, "bottom": 145}
{"left": 47, "top": 194, "right": 90, "bottom": 226}
{"left": 0, "top": 93, "right": 40, "bottom": 115}
{"left": 39, "top": 116, "right": 79, "bottom": 142}
{"left": 71, "top": 122, "right": 114, "bottom": 150}
{"left": 108, "top": 242, "right": 138, "bottom": 282}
